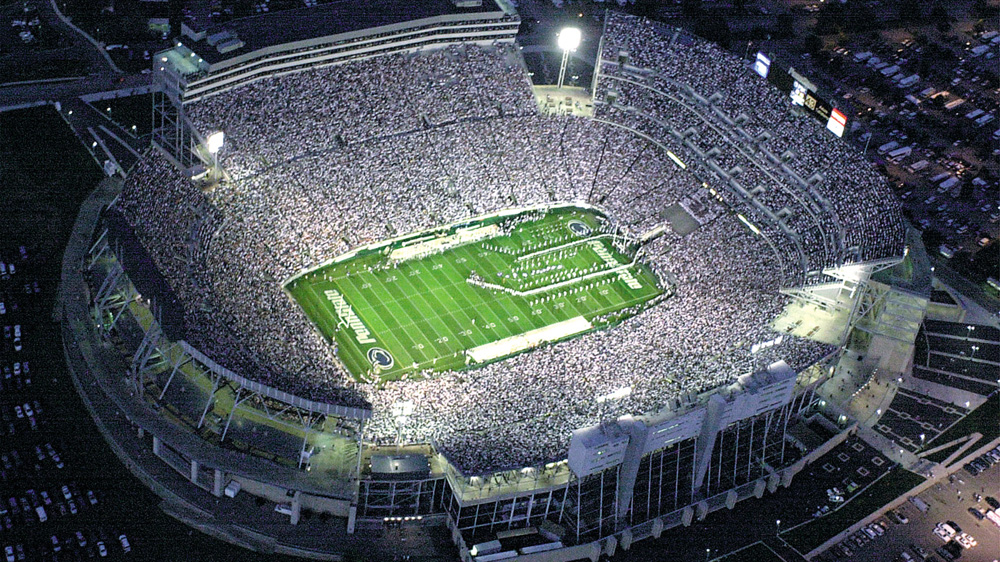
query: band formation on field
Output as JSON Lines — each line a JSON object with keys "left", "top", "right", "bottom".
{"left": 285, "top": 205, "right": 671, "bottom": 383}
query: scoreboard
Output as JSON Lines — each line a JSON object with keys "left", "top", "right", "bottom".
{"left": 758, "top": 52, "right": 846, "bottom": 137}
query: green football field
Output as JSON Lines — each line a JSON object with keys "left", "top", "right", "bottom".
{"left": 285, "top": 206, "right": 667, "bottom": 383}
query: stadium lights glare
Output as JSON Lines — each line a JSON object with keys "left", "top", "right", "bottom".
{"left": 557, "top": 27, "right": 582, "bottom": 52}
{"left": 557, "top": 27, "right": 582, "bottom": 89}
{"left": 206, "top": 131, "right": 225, "bottom": 154}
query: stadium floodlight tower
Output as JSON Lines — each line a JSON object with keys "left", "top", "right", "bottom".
{"left": 206, "top": 131, "right": 224, "bottom": 178}
{"left": 557, "top": 27, "right": 582, "bottom": 89}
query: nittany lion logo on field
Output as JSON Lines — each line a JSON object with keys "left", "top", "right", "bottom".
{"left": 568, "top": 220, "right": 592, "bottom": 237}
{"left": 367, "top": 347, "right": 394, "bottom": 369}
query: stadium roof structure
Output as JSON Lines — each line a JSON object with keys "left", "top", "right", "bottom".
{"left": 181, "top": 0, "right": 507, "bottom": 66}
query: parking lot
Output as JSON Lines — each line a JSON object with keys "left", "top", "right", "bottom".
{"left": 820, "top": 446, "right": 1000, "bottom": 562}
{"left": 0, "top": 244, "right": 142, "bottom": 561}
{"left": 0, "top": 106, "right": 317, "bottom": 562}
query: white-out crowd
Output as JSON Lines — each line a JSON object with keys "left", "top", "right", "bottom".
{"left": 115, "top": 27, "right": 902, "bottom": 474}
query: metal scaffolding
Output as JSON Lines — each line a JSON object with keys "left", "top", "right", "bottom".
{"left": 151, "top": 64, "right": 209, "bottom": 172}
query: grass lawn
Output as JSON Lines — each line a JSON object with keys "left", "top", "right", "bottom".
{"left": 286, "top": 205, "right": 667, "bottom": 383}
{"left": 718, "top": 542, "right": 785, "bottom": 562}
{"left": 926, "top": 393, "right": 1000, "bottom": 451}
{"left": 923, "top": 440, "right": 965, "bottom": 464}
{"left": 782, "top": 467, "right": 925, "bottom": 554}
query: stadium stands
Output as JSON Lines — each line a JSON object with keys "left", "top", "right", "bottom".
{"left": 117, "top": 26, "right": 902, "bottom": 474}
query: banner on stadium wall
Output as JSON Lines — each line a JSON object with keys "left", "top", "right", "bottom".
{"left": 753, "top": 52, "right": 771, "bottom": 79}
{"left": 827, "top": 108, "right": 847, "bottom": 137}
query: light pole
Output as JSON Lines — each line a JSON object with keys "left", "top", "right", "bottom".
{"left": 706, "top": 548, "right": 711, "bottom": 561}
{"left": 206, "top": 130, "right": 224, "bottom": 180}
{"left": 776, "top": 519, "right": 781, "bottom": 536}
{"left": 557, "top": 27, "right": 582, "bottom": 90}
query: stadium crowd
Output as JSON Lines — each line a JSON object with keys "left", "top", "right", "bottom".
{"left": 596, "top": 12, "right": 904, "bottom": 265}
{"left": 114, "top": 29, "right": 901, "bottom": 474}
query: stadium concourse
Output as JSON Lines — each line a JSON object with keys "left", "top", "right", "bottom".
{"left": 117, "top": 19, "right": 903, "bottom": 475}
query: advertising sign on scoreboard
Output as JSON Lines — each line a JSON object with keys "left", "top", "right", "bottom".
{"left": 827, "top": 108, "right": 847, "bottom": 137}
{"left": 803, "top": 91, "right": 832, "bottom": 121}
{"left": 789, "top": 81, "right": 808, "bottom": 107}
{"left": 753, "top": 52, "right": 771, "bottom": 79}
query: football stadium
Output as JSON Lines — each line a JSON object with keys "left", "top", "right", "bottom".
{"left": 67, "top": 2, "right": 925, "bottom": 560}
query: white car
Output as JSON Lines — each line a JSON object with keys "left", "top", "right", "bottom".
{"left": 61, "top": 485, "right": 71, "bottom": 501}
{"left": 118, "top": 534, "right": 131, "bottom": 553}
{"left": 4, "top": 545, "right": 13, "bottom": 562}
{"left": 934, "top": 524, "right": 955, "bottom": 541}
{"left": 956, "top": 532, "right": 977, "bottom": 549}
{"left": 97, "top": 541, "right": 107, "bottom": 557}
{"left": 21, "top": 404, "right": 32, "bottom": 418}
{"left": 12, "top": 406, "right": 22, "bottom": 419}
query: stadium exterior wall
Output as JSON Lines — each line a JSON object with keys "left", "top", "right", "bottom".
{"left": 71, "top": 181, "right": 852, "bottom": 561}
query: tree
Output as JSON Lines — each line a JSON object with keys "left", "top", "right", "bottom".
{"left": 812, "top": 3, "right": 845, "bottom": 35}
{"left": 804, "top": 33, "right": 823, "bottom": 54}
{"left": 972, "top": 0, "right": 999, "bottom": 19}
{"left": 774, "top": 13, "right": 795, "bottom": 38}
{"left": 681, "top": 0, "right": 702, "bottom": 18}
{"left": 928, "top": 3, "right": 950, "bottom": 24}
{"left": 694, "top": 14, "right": 732, "bottom": 48}
{"left": 921, "top": 228, "right": 944, "bottom": 251}
{"left": 896, "top": 0, "right": 923, "bottom": 22}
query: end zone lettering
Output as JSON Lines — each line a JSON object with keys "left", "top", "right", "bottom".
{"left": 324, "top": 289, "right": 377, "bottom": 344}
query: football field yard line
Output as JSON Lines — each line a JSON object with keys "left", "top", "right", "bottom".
{"left": 343, "top": 272, "right": 434, "bottom": 372}
{"left": 389, "top": 261, "right": 492, "bottom": 348}
{"left": 366, "top": 271, "right": 443, "bottom": 368}
{"left": 396, "top": 265, "right": 468, "bottom": 357}
{"left": 470, "top": 247, "right": 534, "bottom": 335}
{"left": 478, "top": 249, "right": 538, "bottom": 326}
{"left": 285, "top": 206, "right": 668, "bottom": 382}
{"left": 452, "top": 245, "right": 518, "bottom": 341}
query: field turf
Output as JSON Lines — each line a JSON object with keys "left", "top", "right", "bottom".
{"left": 285, "top": 206, "right": 666, "bottom": 383}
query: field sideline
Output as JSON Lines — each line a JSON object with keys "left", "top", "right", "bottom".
{"left": 286, "top": 206, "right": 667, "bottom": 383}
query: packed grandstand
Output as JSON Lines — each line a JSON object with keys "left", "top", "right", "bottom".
{"left": 116, "top": 12, "right": 904, "bottom": 475}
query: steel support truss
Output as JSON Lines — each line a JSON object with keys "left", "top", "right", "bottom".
{"left": 130, "top": 324, "right": 170, "bottom": 393}
{"left": 151, "top": 64, "right": 211, "bottom": 172}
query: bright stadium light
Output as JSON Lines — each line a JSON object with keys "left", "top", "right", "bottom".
{"left": 557, "top": 27, "right": 582, "bottom": 89}
{"left": 206, "top": 131, "right": 225, "bottom": 154}
{"left": 558, "top": 27, "right": 582, "bottom": 52}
